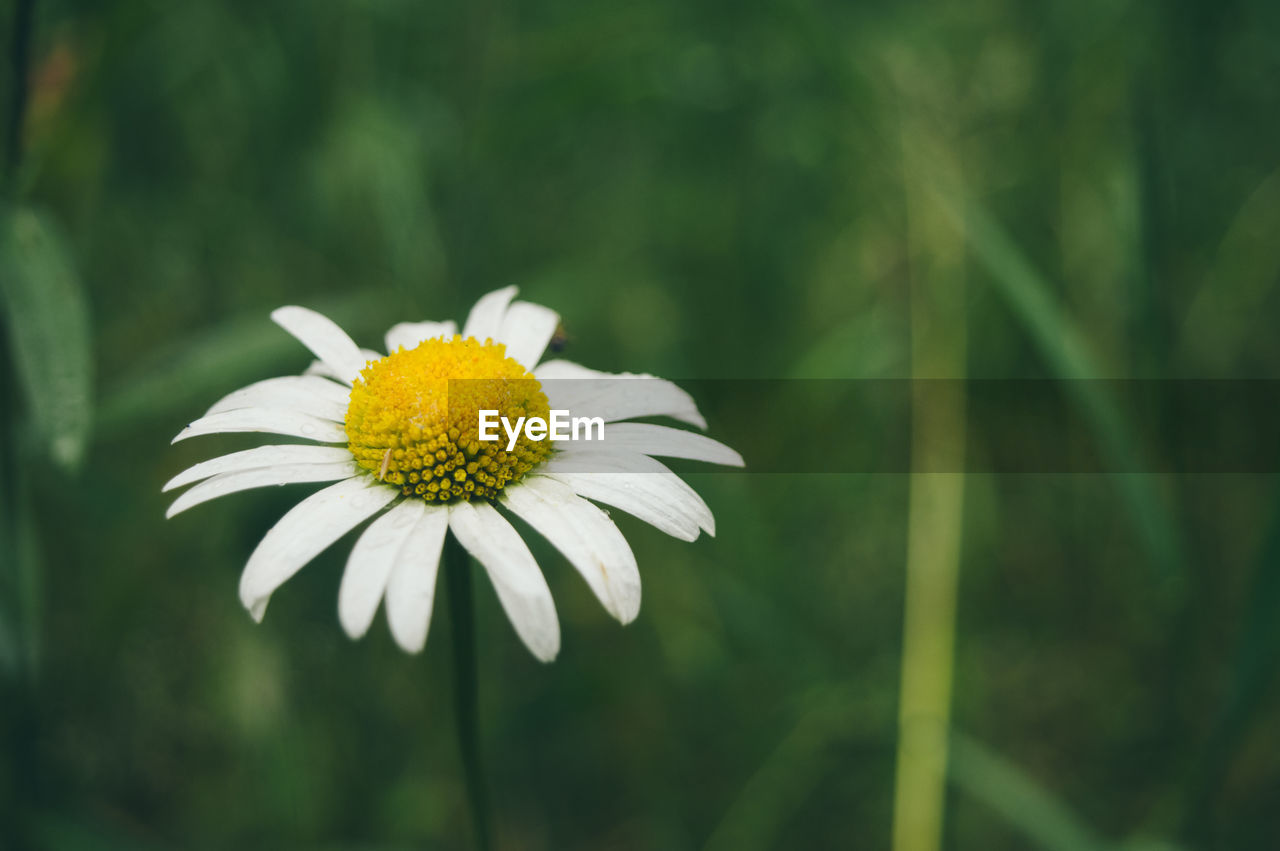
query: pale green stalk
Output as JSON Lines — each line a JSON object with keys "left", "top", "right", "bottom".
{"left": 891, "top": 123, "right": 967, "bottom": 851}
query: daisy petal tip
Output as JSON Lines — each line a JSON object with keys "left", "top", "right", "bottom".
{"left": 620, "top": 585, "right": 642, "bottom": 623}
{"left": 245, "top": 596, "right": 269, "bottom": 624}
{"left": 389, "top": 623, "right": 428, "bottom": 654}
{"left": 337, "top": 610, "right": 371, "bottom": 641}
{"left": 599, "top": 579, "right": 642, "bottom": 625}
{"left": 531, "top": 624, "right": 562, "bottom": 662}
{"left": 616, "top": 600, "right": 641, "bottom": 626}
{"left": 268, "top": 305, "right": 307, "bottom": 326}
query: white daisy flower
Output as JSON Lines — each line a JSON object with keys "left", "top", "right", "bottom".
{"left": 164, "top": 286, "right": 743, "bottom": 661}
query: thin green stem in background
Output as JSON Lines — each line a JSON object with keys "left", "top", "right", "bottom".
{"left": 1, "top": 1, "right": 39, "bottom": 844}
{"left": 948, "top": 734, "right": 1108, "bottom": 851}
{"left": 5, "top": 0, "right": 36, "bottom": 195}
{"left": 445, "top": 535, "right": 492, "bottom": 851}
{"left": 891, "top": 119, "right": 967, "bottom": 851}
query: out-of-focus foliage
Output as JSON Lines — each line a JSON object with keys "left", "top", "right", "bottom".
{"left": 0, "top": 207, "right": 91, "bottom": 470}
{"left": 2, "top": 0, "right": 1279, "bottom": 848}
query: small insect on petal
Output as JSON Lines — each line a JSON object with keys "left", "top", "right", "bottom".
{"left": 548, "top": 321, "right": 570, "bottom": 353}
{"left": 379, "top": 448, "right": 392, "bottom": 481}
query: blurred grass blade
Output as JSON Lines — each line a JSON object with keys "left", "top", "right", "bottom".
{"left": 0, "top": 466, "right": 42, "bottom": 679}
{"left": 1178, "top": 167, "right": 1280, "bottom": 371}
{"left": 0, "top": 208, "right": 93, "bottom": 471}
{"left": 1184, "top": 475, "right": 1280, "bottom": 835}
{"left": 704, "top": 688, "right": 881, "bottom": 851}
{"left": 936, "top": 194, "right": 1183, "bottom": 579}
{"left": 95, "top": 313, "right": 309, "bottom": 438}
{"left": 0, "top": 480, "right": 16, "bottom": 674}
{"left": 949, "top": 733, "right": 1109, "bottom": 851}
{"left": 96, "top": 293, "right": 384, "bottom": 437}
{"left": 0, "top": 448, "right": 14, "bottom": 670}
{"left": 38, "top": 814, "right": 163, "bottom": 851}
{"left": 789, "top": 299, "right": 907, "bottom": 380}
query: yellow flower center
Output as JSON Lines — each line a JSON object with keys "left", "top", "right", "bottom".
{"left": 345, "top": 336, "right": 553, "bottom": 502}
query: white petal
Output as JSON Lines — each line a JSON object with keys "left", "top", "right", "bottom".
{"left": 171, "top": 408, "right": 347, "bottom": 444}
{"left": 206, "top": 375, "right": 351, "bottom": 422}
{"left": 166, "top": 462, "right": 359, "bottom": 518}
{"left": 384, "top": 505, "right": 449, "bottom": 652}
{"left": 304, "top": 348, "right": 381, "bottom": 383}
{"left": 164, "top": 445, "right": 354, "bottom": 492}
{"left": 564, "top": 422, "right": 743, "bottom": 467}
{"left": 271, "top": 306, "right": 369, "bottom": 385}
{"left": 239, "top": 476, "right": 398, "bottom": 622}
{"left": 448, "top": 500, "right": 560, "bottom": 662}
{"left": 543, "top": 450, "right": 715, "bottom": 540}
{"left": 534, "top": 361, "right": 586, "bottom": 380}
{"left": 497, "top": 301, "right": 559, "bottom": 369}
{"left": 534, "top": 360, "right": 707, "bottom": 429}
{"left": 461, "top": 286, "right": 517, "bottom": 343}
{"left": 384, "top": 320, "right": 458, "bottom": 353}
{"left": 501, "top": 477, "right": 641, "bottom": 624}
{"left": 338, "top": 499, "right": 425, "bottom": 639}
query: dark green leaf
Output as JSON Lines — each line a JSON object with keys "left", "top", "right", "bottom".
{"left": 0, "top": 208, "right": 93, "bottom": 471}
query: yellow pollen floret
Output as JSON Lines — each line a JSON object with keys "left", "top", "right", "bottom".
{"left": 345, "top": 335, "right": 554, "bottom": 502}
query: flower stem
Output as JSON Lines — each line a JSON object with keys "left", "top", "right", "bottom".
{"left": 445, "top": 535, "right": 492, "bottom": 851}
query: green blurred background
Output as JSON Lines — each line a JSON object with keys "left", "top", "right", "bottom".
{"left": 3, "top": 0, "right": 1280, "bottom": 848}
